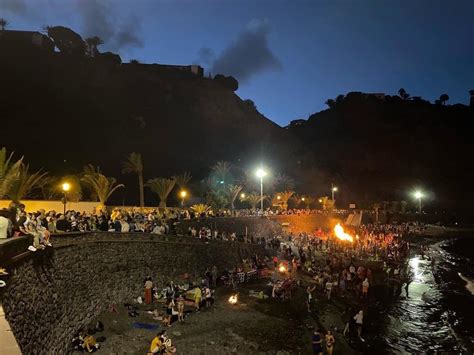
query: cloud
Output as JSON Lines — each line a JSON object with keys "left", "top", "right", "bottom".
{"left": 77, "top": 0, "right": 143, "bottom": 51}
{"left": 210, "top": 19, "right": 282, "bottom": 82}
{"left": 0, "top": 0, "right": 27, "bottom": 15}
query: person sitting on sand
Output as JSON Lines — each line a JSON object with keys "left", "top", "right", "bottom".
{"left": 148, "top": 331, "right": 164, "bottom": 354}
{"left": 82, "top": 332, "right": 100, "bottom": 353}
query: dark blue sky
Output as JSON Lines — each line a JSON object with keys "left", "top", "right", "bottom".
{"left": 1, "top": 0, "right": 473, "bottom": 126}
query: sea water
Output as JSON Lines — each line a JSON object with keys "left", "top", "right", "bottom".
{"left": 370, "top": 235, "right": 474, "bottom": 353}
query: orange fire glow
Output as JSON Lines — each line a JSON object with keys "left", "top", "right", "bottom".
{"left": 228, "top": 294, "right": 238, "bottom": 304}
{"left": 278, "top": 264, "right": 287, "bottom": 273}
{"left": 334, "top": 223, "right": 354, "bottom": 242}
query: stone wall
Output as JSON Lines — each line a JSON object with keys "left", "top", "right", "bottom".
{"left": 1, "top": 233, "right": 265, "bottom": 354}
{"left": 176, "top": 214, "right": 340, "bottom": 236}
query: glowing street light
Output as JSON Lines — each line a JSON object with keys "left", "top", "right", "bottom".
{"left": 255, "top": 168, "right": 267, "bottom": 212}
{"left": 240, "top": 193, "right": 246, "bottom": 199}
{"left": 277, "top": 195, "right": 281, "bottom": 200}
{"left": 61, "top": 182, "right": 71, "bottom": 215}
{"left": 180, "top": 190, "right": 187, "bottom": 207}
{"left": 414, "top": 190, "right": 423, "bottom": 213}
{"left": 331, "top": 184, "right": 338, "bottom": 201}
{"left": 301, "top": 197, "right": 305, "bottom": 201}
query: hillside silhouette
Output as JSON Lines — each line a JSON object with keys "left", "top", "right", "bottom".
{"left": 287, "top": 92, "right": 474, "bottom": 211}
{"left": 0, "top": 28, "right": 301, "bottom": 204}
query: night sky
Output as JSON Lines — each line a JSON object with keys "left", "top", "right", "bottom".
{"left": 1, "top": 0, "right": 473, "bottom": 126}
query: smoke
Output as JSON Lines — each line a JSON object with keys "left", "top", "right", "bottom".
{"left": 194, "top": 47, "right": 215, "bottom": 66}
{"left": 209, "top": 19, "right": 282, "bottom": 82}
{"left": 0, "top": 0, "right": 27, "bottom": 15}
{"left": 77, "top": 0, "right": 143, "bottom": 51}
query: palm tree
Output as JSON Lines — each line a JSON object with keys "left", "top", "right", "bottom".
{"left": 226, "top": 184, "right": 243, "bottom": 210}
{"left": 439, "top": 94, "right": 449, "bottom": 105}
{"left": 273, "top": 191, "right": 294, "bottom": 210}
{"left": 0, "top": 18, "right": 8, "bottom": 31}
{"left": 212, "top": 161, "right": 231, "bottom": 184}
{"left": 272, "top": 173, "right": 295, "bottom": 192}
{"left": 398, "top": 88, "right": 410, "bottom": 100}
{"left": 0, "top": 147, "right": 22, "bottom": 199}
{"left": 372, "top": 202, "right": 381, "bottom": 223}
{"left": 81, "top": 172, "right": 124, "bottom": 212}
{"left": 400, "top": 200, "right": 407, "bottom": 214}
{"left": 319, "top": 196, "right": 334, "bottom": 211}
{"left": 121, "top": 152, "right": 144, "bottom": 207}
{"left": 173, "top": 171, "right": 192, "bottom": 190}
{"left": 37, "top": 176, "right": 61, "bottom": 200}
{"left": 146, "top": 178, "right": 176, "bottom": 207}
{"left": 246, "top": 193, "right": 265, "bottom": 210}
{"left": 191, "top": 204, "right": 211, "bottom": 215}
{"left": 7, "top": 164, "right": 48, "bottom": 203}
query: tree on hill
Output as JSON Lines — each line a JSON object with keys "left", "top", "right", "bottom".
{"left": 130, "top": 59, "right": 140, "bottom": 64}
{"left": 335, "top": 94, "right": 345, "bottom": 105}
{"left": 121, "top": 152, "right": 145, "bottom": 207}
{"left": 0, "top": 18, "right": 8, "bottom": 31}
{"left": 85, "top": 36, "right": 104, "bottom": 57}
{"left": 325, "top": 99, "right": 336, "bottom": 108}
{"left": 46, "top": 26, "right": 86, "bottom": 55}
{"left": 439, "top": 94, "right": 449, "bottom": 105}
{"left": 244, "top": 99, "right": 257, "bottom": 111}
{"left": 398, "top": 88, "right": 410, "bottom": 100}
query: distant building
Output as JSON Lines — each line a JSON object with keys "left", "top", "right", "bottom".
{"left": 123, "top": 62, "right": 204, "bottom": 77}
{"left": 0, "top": 30, "right": 54, "bottom": 52}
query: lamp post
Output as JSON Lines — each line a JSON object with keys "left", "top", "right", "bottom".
{"left": 331, "top": 184, "right": 338, "bottom": 201}
{"left": 256, "top": 168, "right": 267, "bottom": 212}
{"left": 180, "top": 190, "right": 187, "bottom": 207}
{"left": 414, "top": 191, "right": 423, "bottom": 213}
{"left": 62, "top": 182, "right": 71, "bottom": 215}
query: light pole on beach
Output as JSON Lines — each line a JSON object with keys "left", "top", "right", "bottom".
{"left": 61, "top": 182, "right": 70, "bottom": 215}
{"left": 256, "top": 168, "right": 267, "bottom": 212}
{"left": 331, "top": 184, "right": 338, "bottom": 201}
{"left": 180, "top": 190, "right": 187, "bottom": 207}
{"left": 414, "top": 191, "right": 423, "bottom": 213}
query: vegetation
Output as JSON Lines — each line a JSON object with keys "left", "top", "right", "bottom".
{"left": 146, "top": 178, "right": 176, "bottom": 207}
{"left": 7, "top": 164, "right": 48, "bottom": 203}
{"left": 272, "top": 191, "right": 294, "bottom": 210}
{"left": 81, "top": 171, "right": 124, "bottom": 211}
{"left": 0, "top": 148, "right": 22, "bottom": 199}
{"left": 226, "top": 184, "right": 243, "bottom": 210}
{"left": 0, "top": 18, "right": 8, "bottom": 31}
{"left": 121, "top": 152, "right": 145, "bottom": 207}
{"left": 190, "top": 204, "right": 211, "bottom": 215}
{"left": 173, "top": 171, "right": 192, "bottom": 190}
{"left": 245, "top": 193, "right": 266, "bottom": 209}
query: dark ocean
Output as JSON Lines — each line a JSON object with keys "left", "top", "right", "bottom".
{"left": 367, "top": 235, "right": 474, "bottom": 354}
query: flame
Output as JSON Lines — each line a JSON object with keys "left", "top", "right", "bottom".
{"left": 334, "top": 223, "right": 354, "bottom": 242}
{"left": 278, "top": 264, "right": 287, "bottom": 273}
{"left": 228, "top": 294, "right": 238, "bottom": 304}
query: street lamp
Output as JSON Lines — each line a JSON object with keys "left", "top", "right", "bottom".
{"left": 180, "top": 190, "right": 187, "bottom": 207}
{"left": 62, "top": 182, "right": 70, "bottom": 215}
{"left": 414, "top": 191, "right": 423, "bottom": 213}
{"left": 331, "top": 185, "right": 338, "bottom": 201}
{"left": 240, "top": 193, "right": 246, "bottom": 199}
{"left": 255, "top": 168, "right": 267, "bottom": 212}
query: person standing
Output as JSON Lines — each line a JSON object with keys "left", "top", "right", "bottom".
{"left": 194, "top": 286, "right": 202, "bottom": 312}
{"left": 211, "top": 265, "right": 218, "bottom": 287}
{"left": 312, "top": 329, "right": 323, "bottom": 355}
{"left": 354, "top": 310, "right": 364, "bottom": 339}
{"left": 362, "top": 278, "right": 370, "bottom": 298}
{"left": 325, "top": 330, "right": 335, "bottom": 355}
{"left": 144, "top": 277, "right": 153, "bottom": 305}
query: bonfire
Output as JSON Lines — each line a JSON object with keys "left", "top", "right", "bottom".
{"left": 334, "top": 223, "right": 354, "bottom": 242}
{"left": 228, "top": 294, "right": 238, "bottom": 304}
{"left": 278, "top": 264, "right": 287, "bottom": 273}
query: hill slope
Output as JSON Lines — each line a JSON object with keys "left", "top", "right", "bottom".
{"left": 287, "top": 92, "right": 474, "bottom": 211}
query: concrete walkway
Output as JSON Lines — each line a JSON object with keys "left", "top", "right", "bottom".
{"left": 0, "top": 305, "right": 21, "bottom": 355}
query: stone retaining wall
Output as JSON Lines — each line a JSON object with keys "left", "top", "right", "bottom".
{"left": 1, "top": 233, "right": 265, "bottom": 354}
{"left": 176, "top": 214, "right": 340, "bottom": 236}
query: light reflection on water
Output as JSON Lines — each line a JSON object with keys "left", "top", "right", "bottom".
{"left": 379, "top": 248, "right": 463, "bottom": 353}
